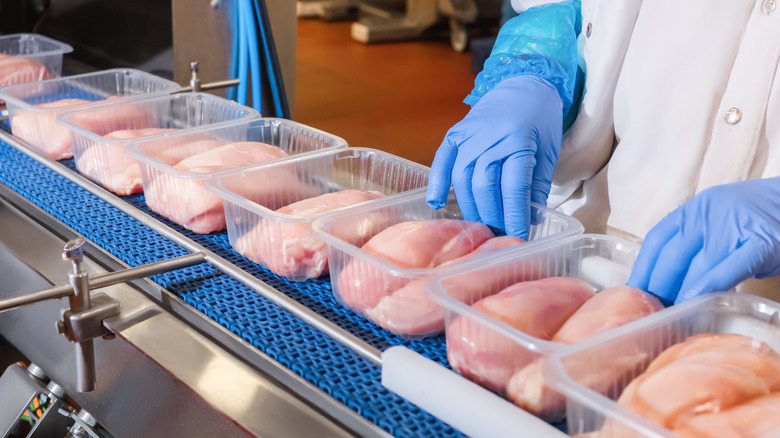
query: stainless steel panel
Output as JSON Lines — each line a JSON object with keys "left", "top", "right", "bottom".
{"left": 0, "top": 189, "right": 364, "bottom": 438}
{"left": 172, "top": 0, "right": 296, "bottom": 116}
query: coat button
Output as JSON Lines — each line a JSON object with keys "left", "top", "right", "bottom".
{"left": 586, "top": 22, "right": 592, "bottom": 37}
{"left": 725, "top": 107, "right": 742, "bottom": 125}
{"left": 763, "top": 0, "right": 776, "bottom": 15}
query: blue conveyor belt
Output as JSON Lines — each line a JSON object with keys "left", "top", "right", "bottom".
{"left": 0, "top": 127, "right": 462, "bottom": 437}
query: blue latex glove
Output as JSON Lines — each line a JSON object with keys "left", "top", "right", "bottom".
{"left": 627, "top": 177, "right": 780, "bottom": 304}
{"left": 426, "top": 74, "right": 563, "bottom": 239}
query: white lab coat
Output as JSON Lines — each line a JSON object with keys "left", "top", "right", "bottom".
{"left": 521, "top": 0, "right": 780, "bottom": 297}
{"left": 544, "top": 0, "right": 780, "bottom": 238}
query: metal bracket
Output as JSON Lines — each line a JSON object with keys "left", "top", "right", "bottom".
{"left": 0, "top": 236, "right": 208, "bottom": 393}
{"left": 57, "top": 294, "right": 120, "bottom": 343}
{"left": 173, "top": 59, "right": 241, "bottom": 93}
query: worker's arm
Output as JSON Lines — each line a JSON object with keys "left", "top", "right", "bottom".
{"left": 427, "top": 1, "right": 582, "bottom": 238}
{"left": 464, "top": 0, "right": 581, "bottom": 117}
{"left": 627, "top": 176, "right": 780, "bottom": 304}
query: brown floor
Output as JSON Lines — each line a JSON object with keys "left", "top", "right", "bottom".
{"left": 294, "top": 19, "right": 477, "bottom": 166}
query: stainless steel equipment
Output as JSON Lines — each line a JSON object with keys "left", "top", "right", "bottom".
{"left": 0, "top": 132, "right": 387, "bottom": 437}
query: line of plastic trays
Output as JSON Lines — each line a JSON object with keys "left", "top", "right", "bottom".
{"left": 4, "top": 33, "right": 779, "bottom": 438}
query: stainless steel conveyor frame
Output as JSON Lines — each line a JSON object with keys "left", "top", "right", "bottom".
{"left": 0, "top": 130, "right": 392, "bottom": 437}
{"left": 0, "top": 130, "right": 383, "bottom": 366}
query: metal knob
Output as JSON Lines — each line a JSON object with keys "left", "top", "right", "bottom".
{"left": 63, "top": 237, "right": 86, "bottom": 274}
{"left": 190, "top": 61, "right": 202, "bottom": 92}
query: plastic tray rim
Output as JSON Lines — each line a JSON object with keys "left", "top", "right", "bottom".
{"left": 0, "top": 33, "right": 74, "bottom": 58}
{"left": 0, "top": 68, "right": 182, "bottom": 114}
{"left": 311, "top": 193, "right": 584, "bottom": 280}
{"left": 425, "top": 233, "right": 636, "bottom": 353}
{"left": 204, "top": 147, "right": 429, "bottom": 218}
{"left": 125, "top": 118, "right": 352, "bottom": 180}
{"left": 55, "top": 92, "right": 261, "bottom": 145}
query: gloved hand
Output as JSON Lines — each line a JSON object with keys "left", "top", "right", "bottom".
{"left": 426, "top": 74, "right": 563, "bottom": 239}
{"left": 627, "top": 176, "right": 780, "bottom": 304}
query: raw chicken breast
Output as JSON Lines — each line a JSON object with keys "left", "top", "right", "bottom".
{"left": 616, "top": 333, "right": 780, "bottom": 430}
{"left": 145, "top": 141, "right": 308, "bottom": 234}
{"left": 447, "top": 277, "right": 595, "bottom": 393}
{"left": 64, "top": 99, "right": 155, "bottom": 140}
{"left": 365, "top": 236, "right": 527, "bottom": 337}
{"left": 507, "top": 286, "right": 663, "bottom": 420}
{"left": 12, "top": 97, "right": 152, "bottom": 161}
{"left": 234, "top": 189, "right": 387, "bottom": 280}
{"left": 11, "top": 98, "right": 94, "bottom": 159}
{"left": 76, "top": 128, "right": 176, "bottom": 195}
{"left": 336, "top": 219, "right": 495, "bottom": 312}
{"left": 172, "top": 141, "right": 288, "bottom": 173}
{"left": 0, "top": 54, "right": 50, "bottom": 87}
{"left": 140, "top": 137, "right": 223, "bottom": 167}
{"left": 673, "top": 393, "right": 780, "bottom": 438}
{"left": 552, "top": 287, "right": 664, "bottom": 344}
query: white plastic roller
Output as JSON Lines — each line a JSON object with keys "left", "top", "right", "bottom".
{"left": 381, "top": 346, "right": 568, "bottom": 438}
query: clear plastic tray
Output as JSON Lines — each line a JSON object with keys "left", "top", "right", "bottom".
{"left": 206, "top": 147, "right": 430, "bottom": 280}
{"left": 310, "top": 190, "right": 584, "bottom": 338}
{"left": 56, "top": 92, "right": 260, "bottom": 195}
{"left": 0, "top": 33, "right": 73, "bottom": 87}
{"left": 543, "top": 292, "right": 780, "bottom": 437}
{"left": 0, "top": 68, "right": 181, "bottom": 160}
{"left": 424, "top": 234, "right": 646, "bottom": 420}
{"left": 125, "top": 118, "right": 349, "bottom": 235}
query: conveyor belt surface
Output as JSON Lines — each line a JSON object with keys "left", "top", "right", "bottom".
{"left": 0, "top": 123, "right": 463, "bottom": 437}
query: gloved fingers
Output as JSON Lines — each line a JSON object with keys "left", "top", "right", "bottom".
{"left": 471, "top": 141, "right": 536, "bottom": 232}
{"left": 502, "top": 150, "right": 536, "bottom": 239}
{"left": 530, "top": 120, "right": 562, "bottom": 207}
{"left": 675, "top": 240, "right": 764, "bottom": 303}
{"left": 645, "top": 229, "right": 703, "bottom": 303}
{"left": 470, "top": 149, "right": 509, "bottom": 231}
{"left": 627, "top": 211, "right": 683, "bottom": 291}
{"left": 530, "top": 168, "right": 553, "bottom": 207}
{"left": 427, "top": 135, "right": 459, "bottom": 209}
{"left": 451, "top": 147, "right": 481, "bottom": 223}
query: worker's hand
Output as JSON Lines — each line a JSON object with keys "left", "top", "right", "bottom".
{"left": 426, "top": 75, "right": 563, "bottom": 239}
{"left": 627, "top": 177, "right": 780, "bottom": 304}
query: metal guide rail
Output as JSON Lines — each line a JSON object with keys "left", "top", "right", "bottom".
{"left": 0, "top": 127, "right": 462, "bottom": 438}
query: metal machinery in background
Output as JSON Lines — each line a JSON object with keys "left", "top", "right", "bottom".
{"left": 297, "top": 0, "right": 503, "bottom": 52}
{"left": 0, "top": 0, "right": 296, "bottom": 117}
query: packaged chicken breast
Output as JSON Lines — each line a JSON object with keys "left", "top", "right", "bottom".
{"left": 424, "top": 234, "right": 664, "bottom": 421}
{"left": 0, "top": 33, "right": 72, "bottom": 88}
{"left": 207, "top": 147, "right": 429, "bottom": 281}
{"left": 544, "top": 292, "right": 780, "bottom": 438}
{"left": 128, "top": 118, "right": 348, "bottom": 235}
{"left": 0, "top": 68, "right": 180, "bottom": 160}
{"left": 311, "top": 189, "right": 584, "bottom": 339}
{"left": 57, "top": 92, "right": 259, "bottom": 195}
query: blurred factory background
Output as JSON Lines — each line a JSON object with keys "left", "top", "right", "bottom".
{"left": 0, "top": 0, "right": 506, "bottom": 165}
